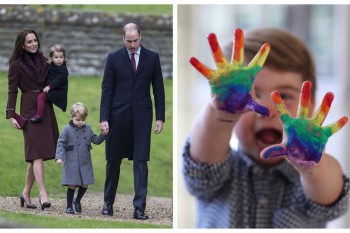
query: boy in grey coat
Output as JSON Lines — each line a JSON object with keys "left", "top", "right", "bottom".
{"left": 56, "top": 102, "right": 106, "bottom": 214}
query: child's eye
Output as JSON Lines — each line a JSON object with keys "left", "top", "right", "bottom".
{"left": 280, "top": 93, "right": 291, "bottom": 100}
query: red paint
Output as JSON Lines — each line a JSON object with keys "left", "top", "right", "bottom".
{"left": 233, "top": 29, "right": 243, "bottom": 62}
{"left": 320, "top": 92, "right": 334, "bottom": 114}
{"left": 300, "top": 81, "right": 311, "bottom": 107}
{"left": 208, "top": 33, "right": 225, "bottom": 64}
{"left": 189, "top": 57, "right": 199, "bottom": 67}
{"left": 208, "top": 33, "right": 218, "bottom": 53}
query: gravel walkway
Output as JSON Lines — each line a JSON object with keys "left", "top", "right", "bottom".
{"left": 0, "top": 192, "right": 173, "bottom": 227}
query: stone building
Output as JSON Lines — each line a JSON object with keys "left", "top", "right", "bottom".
{"left": 0, "top": 5, "right": 173, "bottom": 78}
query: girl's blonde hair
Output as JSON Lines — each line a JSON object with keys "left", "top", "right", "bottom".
{"left": 48, "top": 44, "right": 67, "bottom": 64}
{"left": 70, "top": 102, "right": 88, "bottom": 119}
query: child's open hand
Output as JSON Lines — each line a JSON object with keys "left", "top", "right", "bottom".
{"left": 56, "top": 159, "right": 63, "bottom": 164}
{"left": 261, "top": 81, "right": 348, "bottom": 167}
{"left": 190, "top": 28, "right": 270, "bottom": 116}
{"left": 43, "top": 86, "right": 51, "bottom": 93}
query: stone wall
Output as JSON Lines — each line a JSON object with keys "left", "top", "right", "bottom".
{"left": 0, "top": 5, "right": 173, "bottom": 78}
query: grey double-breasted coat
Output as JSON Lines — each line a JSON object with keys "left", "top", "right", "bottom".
{"left": 55, "top": 121, "right": 105, "bottom": 186}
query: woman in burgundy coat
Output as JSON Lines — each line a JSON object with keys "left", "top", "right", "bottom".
{"left": 6, "top": 28, "right": 59, "bottom": 210}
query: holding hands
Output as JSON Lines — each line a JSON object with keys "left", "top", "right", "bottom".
{"left": 100, "top": 121, "right": 109, "bottom": 136}
{"left": 190, "top": 28, "right": 270, "bottom": 116}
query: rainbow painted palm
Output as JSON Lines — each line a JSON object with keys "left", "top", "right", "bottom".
{"left": 262, "top": 81, "right": 348, "bottom": 166}
{"left": 190, "top": 28, "right": 270, "bottom": 116}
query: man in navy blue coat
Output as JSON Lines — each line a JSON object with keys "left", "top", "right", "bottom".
{"left": 99, "top": 23, "right": 165, "bottom": 220}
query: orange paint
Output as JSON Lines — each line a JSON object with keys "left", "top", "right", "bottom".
{"left": 259, "top": 44, "right": 267, "bottom": 55}
{"left": 338, "top": 116, "right": 349, "bottom": 127}
{"left": 271, "top": 91, "right": 283, "bottom": 104}
{"left": 189, "top": 57, "right": 212, "bottom": 78}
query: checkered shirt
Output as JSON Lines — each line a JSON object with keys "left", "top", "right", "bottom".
{"left": 182, "top": 139, "right": 350, "bottom": 228}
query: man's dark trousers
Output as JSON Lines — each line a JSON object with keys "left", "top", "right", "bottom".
{"left": 104, "top": 160, "right": 148, "bottom": 210}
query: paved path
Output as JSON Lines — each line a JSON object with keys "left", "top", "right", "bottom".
{"left": 0, "top": 192, "right": 173, "bottom": 227}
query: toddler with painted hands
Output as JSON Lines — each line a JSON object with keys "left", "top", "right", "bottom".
{"left": 183, "top": 27, "right": 350, "bottom": 228}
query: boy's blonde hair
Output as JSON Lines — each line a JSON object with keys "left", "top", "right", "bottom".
{"left": 70, "top": 102, "right": 88, "bottom": 119}
{"left": 224, "top": 28, "right": 316, "bottom": 97}
{"left": 48, "top": 44, "right": 67, "bottom": 64}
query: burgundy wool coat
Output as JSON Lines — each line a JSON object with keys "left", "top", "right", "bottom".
{"left": 6, "top": 51, "right": 59, "bottom": 162}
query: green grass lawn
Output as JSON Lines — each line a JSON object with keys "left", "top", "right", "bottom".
{"left": 0, "top": 210, "right": 170, "bottom": 228}
{"left": 30, "top": 4, "right": 173, "bottom": 15}
{"left": 0, "top": 73, "right": 173, "bottom": 199}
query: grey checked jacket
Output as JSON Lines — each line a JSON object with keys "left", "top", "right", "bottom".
{"left": 182, "top": 138, "right": 350, "bottom": 228}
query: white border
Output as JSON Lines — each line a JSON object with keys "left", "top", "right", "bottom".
{"left": 1, "top": 1, "right": 349, "bottom": 232}
{"left": 3, "top": 0, "right": 350, "bottom": 4}
{"left": 172, "top": 3, "right": 178, "bottom": 230}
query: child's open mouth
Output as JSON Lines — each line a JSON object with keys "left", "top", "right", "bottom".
{"left": 255, "top": 129, "right": 282, "bottom": 150}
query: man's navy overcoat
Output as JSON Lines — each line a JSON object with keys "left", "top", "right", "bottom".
{"left": 100, "top": 45, "right": 165, "bottom": 161}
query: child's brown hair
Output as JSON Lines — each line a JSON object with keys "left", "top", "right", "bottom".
{"left": 48, "top": 44, "right": 67, "bottom": 64}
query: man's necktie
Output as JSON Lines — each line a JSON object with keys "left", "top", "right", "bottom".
{"left": 131, "top": 53, "right": 136, "bottom": 71}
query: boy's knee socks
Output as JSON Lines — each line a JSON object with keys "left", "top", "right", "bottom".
{"left": 67, "top": 188, "right": 75, "bottom": 208}
{"left": 76, "top": 186, "right": 87, "bottom": 203}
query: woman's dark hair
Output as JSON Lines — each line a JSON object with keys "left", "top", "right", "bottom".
{"left": 9, "top": 28, "right": 41, "bottom": 64}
